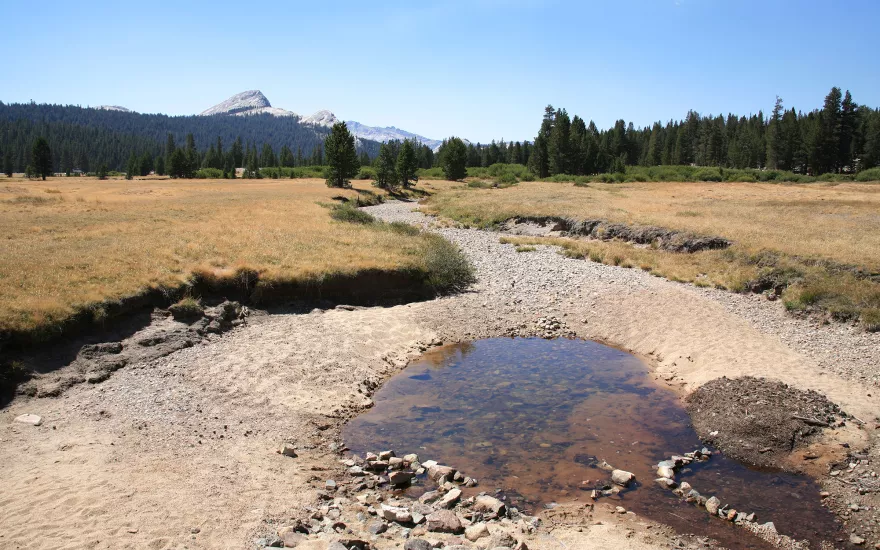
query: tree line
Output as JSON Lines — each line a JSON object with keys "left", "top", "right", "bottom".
{"left": 0, "top": 101, "right": 380, "bottom": 174}
{"left": 525, "top": 87, "right": 880, "bottom": 178}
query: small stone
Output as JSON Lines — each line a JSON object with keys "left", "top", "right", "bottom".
{"left": 611, "top": 469, "right": 635, "bottom": 487}
{"left": 473, "top": 495, "right": 506, "bottom": 516}
{"left": 404, "top": 540, "right": 433, "bottom": 550}
{"left": 425, "top": 510, "right": 463, "bottom": 534}
{"left": 388, "top": 457, "right": 405, "bottom": 469}
{"left": 368, "top": 521, "right": 387, "bottom": 535}
{"left": 419, "top": 491, "right": 440, "bottom": 505}
{"left": 325, "top": 479, "right": 337, "bottom": 489}
{"left": 657, "top": 465, "right": 675, "bottom": 479}
{"left": 678, "top": 481, "right": 692, "bottom": 493}
{"left": 365, "top": 452, "right": 378, "bottom": 462}
{"left": 403, "top": 453, "right": 419, "bottom": 463}
{"left": 378, "top": 450, "right": 395, "bottom": 460}
{"left": 465, "top": 522, "right": 490, "bottom": 542}
{"left": 389, "top": 471, "right": 415, "bottom": 486}
{"left": 190, "top": 527, "right": 201, "bottom": 534}
{"left": 421, "top": 460, "right": 438, "bottom": 468}
{"left": 615, "top": 506, "right": 626, "bottom": 514}
{"left": 726, "top": 509, "right": 737, "bottom": 521}
{"left": 850, "top": 534, "right": 865, "bottom": 546}
{"left": 655, "top": 477, "right": 676, "bottom": 489}
{"left": 427, "top": 465, "right": 455, "bottom": 481}
{"left": 685, "top": 489, "right": 701, "bottom": 504}
{"left": 705, "top": 497, "right": 721, "bottom": 515}
{"left": 380, "top": 504, "right": 412, "bottom": 524}
{"left": 14, "top": 414, "right": 42, "bottom": 426}
{"left": 348, "top": 466, "right": 365, "bottom": 476}
{"left": 487, "top": 531, "right": 518, "bottom": 548}
{"left": 438, "top": 488, "right": 462, "bottom": 509}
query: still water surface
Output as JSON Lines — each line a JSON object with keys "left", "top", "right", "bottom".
{"left": 343, "top": 338, "right": 843, "bottom": 548}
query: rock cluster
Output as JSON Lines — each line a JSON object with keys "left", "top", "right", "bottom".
{"left": 265, "top": 449, "right": 535, "bottom": 549}
{"left": 653, "top": 448, "right": 790, "bottom": 542}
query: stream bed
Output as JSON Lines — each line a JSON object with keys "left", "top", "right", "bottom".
{"left": 343, "top": 338, "right": 844, "bottom": 548}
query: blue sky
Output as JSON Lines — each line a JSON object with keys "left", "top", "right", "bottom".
{"left": 1, "top": 0, "right": 878, "bottom": 143}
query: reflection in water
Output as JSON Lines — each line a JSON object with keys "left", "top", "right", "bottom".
{"left": 343, "top": 338, "right": 842, "bottom": 549}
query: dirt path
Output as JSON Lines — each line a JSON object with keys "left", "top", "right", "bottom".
{"left": 1, "top": 200, "right": 878, "bottom": 550}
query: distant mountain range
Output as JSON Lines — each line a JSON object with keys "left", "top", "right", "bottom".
{"left": 199, "top": 90, "right": 447, "bottom": 150}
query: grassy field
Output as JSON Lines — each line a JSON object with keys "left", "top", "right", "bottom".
{"left": 0, "top": 176, "right": 470, "bottom": 342}
{"left": 421, "top": 179, "right": 880, "bottom": 329}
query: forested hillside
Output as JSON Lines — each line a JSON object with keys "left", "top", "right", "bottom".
{"left": 0, "top": 102, "right": 380, "bottom": 173}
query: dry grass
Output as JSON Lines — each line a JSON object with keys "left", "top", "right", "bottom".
{"left": 423, "top": 180, "right": 880, "bottom": 270}
{"left": 426, "top": 179, "right": 880, "bottom": 328}
{"left": 0, "top": 177, "right": 436, "bottom": 335}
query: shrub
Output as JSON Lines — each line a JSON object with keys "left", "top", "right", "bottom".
{"left": 855, "top": 167, "right": 880, "bottom": 182}
{"left": 168, "top": 296, "right": 204, "bottom": 320}
{"left": 195, "top": 168, "right": 223, "bottom": 179}
{"left": 422, "top": 234, "right": 476, "bottom": 293}
{"left": 330, "top": 203, "right": 376, "bottom": 224}
{"left": 386, "top": 221, "right": 420, "bottom": 236}
{"left": 862, "top": 308, "right": 880, "bottom": 332}
{"left": 694, "top": 168, "right": 723, "bottom": 182}
{"left": 356, "top": 166, "right": 377, "bottom": 180}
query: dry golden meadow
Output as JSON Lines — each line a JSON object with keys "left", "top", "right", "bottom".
{"left": 0, "top": 177, "right": 424, "bottom": 335}
{"left": 421, "top": 179, "right": 880, "bottom": 328}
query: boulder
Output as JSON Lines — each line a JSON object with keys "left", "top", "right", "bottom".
{"left": 611, "top": 469, "right": 635, "bottom": 487}
{"left": 404, "top": 540, "right": 433, "bottom": 550}
{"left": 655, "top": 477, "right": 676, "bottom": 489}
{"left": 425, "top": 510, "right": 463, "bottom": 534}
{"left": 487, "top": 531, "right": 518, "bottom": 548}
{"left": 656, "top": 465, "right": 675, "bottom": 479}
{"left": 403, "top": 453, "right": 419, "bottom": 463}
{"left": 379, "top": 450, "right": 395, "bottom": 460}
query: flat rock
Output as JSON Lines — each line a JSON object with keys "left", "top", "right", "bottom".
{"left": 473, "top": 495, "right": 506, "bottom": 516}
{"left": 14, "top": 414, "right": 42, "bottom": 426}
{"left": 380, "top": 504, "right": 412, "bottom": 524}
{"left": 389, "top": 470, "right": 414, "bottom": 486}
{"left": 427, "top": 464, "right": 455, "bottom": 481}
{"left": 404, "top": 540, "right": 433, "bottom": 550}
{"left": 425, "top": 509, "right": 463, "bottom": 534}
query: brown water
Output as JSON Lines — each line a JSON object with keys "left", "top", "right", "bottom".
{"left": 343, "top": 338, "right": 845, "bottom": 549}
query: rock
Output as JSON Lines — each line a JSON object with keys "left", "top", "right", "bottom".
{"left": 348, "top": 466, "right": 365, "bottom": 476}
{"left": 325, "top": 480, "right": 337, "bottom": 490}
{"left": 368, "top": 521, "right": 387, "bottom": 535}
{"left": 13, "top": 414, "right": 42, "bottom": 426}
{"left": 611, "top": 469, "right": 635, "bottom": 487}
{"left": 726, "top": 509, "right": 737, "bottom": 521}
{"left": 403, "top": 453, "right": 419, "bottom": 463}
{"left": 438, "top": 488, "right": 462, "bottom": 509}
{"left": 473, "top": 495, "right": 506, "bottom": 516}
{"left": 389, "top": 471, "right": 415, "bottom": 486}
{"left": 379, "top": 450, "right": 395, "bottom": 460}
{"left": 419, "top": 491, "right": 440, "bottom": 505}
{"left": 655, "top": 477, "right": 676, "bottom": 489}
{"left": 465, "top": 522, "right": 490, "bottom": 541}
{"left": 656, "top": 465, "right": 675, "bottom": 479}
{"left": 487, "top": 531, "right": 518, "bottom": 548}
{"left": 685, "top": 489, "right": 701, "bottom": 503}
{"left": 850, "top": 534, "right": 865, "bottom": 546}
{"left": 380, "top": 504, "right": 412, "bottom": 524}
{"left": 615, "top": 506, "right": 627, "bottom": 514}
{"left": 705, "top": 496, "right": 721, "bottom": 515}
{"left": 388, "top": 457, "right": 405, "bottom": 469}
{"left": 404, "top": 540, "right": 433, "bottom": 550}
{"left": 365, "top": 452, "right": 378, "bottom": 462}
{"left": 281, "top": 530, "right": 306, "bottom": 547}
{"left": 678, "top": 481, "right": 692, "bottom": 493}
{"left": 425, "top": 510, "right": 463, "bottom": 534}
{"left": 421, "top": 460, "right": 438, "bottom": 468}
{"left": 427, "top": 465, "right": 455, "bottom": 481}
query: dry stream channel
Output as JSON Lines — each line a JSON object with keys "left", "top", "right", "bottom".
{"left": 344, "top": 337, "right": 844, "bottom": 549}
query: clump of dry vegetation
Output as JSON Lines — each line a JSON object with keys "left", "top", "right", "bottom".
{"left": 0, "top": 177, "right": 473, "bottom": 342}
{"left": 428, "top": 179, "right": 880, "bottom": 329}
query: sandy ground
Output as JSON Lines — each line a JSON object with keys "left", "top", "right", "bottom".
{"left": 2, "top": 200, "right": 878, "bottom": 550}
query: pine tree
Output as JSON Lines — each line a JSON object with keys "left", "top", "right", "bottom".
{"left": 97, "top": 164, "right": 108, "bottom": 180}
{"left": 373, "top": 143, "right": 397, "bottom": 190}
{"left": 548, "top": 108, "right": 571, "bottom": 175}
{"left": 169, "top": 149, "right": 188, "bottom": 178}
{"left": 324, "top": 122, "right": 359, "bottom": 188}
{"left": 156, "top": 155, "right": 166, "bottom": 176}
{"left": 396, "top": 139, "right": 418, "bottom": 188}
{"left": 3, "top": 149, "right": 13, "bottom": 177}
{"left": 766, "top": 96, "right": 784, "bottom": 169}
{"left": 32, "top": 137, "right": 52, "bottom": 180}
{"left": 125, "top": 153, "right": 137, "bottom": 180}
{"left": 440, "top": 137, "right": 467, "bottom": 181}
{"left": 839, "top": 90, "right": 857, "bottom": 171}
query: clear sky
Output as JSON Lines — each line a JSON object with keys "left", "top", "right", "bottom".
{"left": 1, "top": 0, "right": 878, "bottom": 143}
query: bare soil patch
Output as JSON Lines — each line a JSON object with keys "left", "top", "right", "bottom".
{"left": 686, "top": 376, "right": 849, "bottom": 470}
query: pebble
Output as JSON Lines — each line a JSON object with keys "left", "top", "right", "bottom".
{"left": 13, "top": 414, "right": 42, "bottom": 426}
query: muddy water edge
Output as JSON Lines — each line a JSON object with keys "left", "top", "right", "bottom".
{"left": 343, "top": 338, "right": 845, "bottom": 549}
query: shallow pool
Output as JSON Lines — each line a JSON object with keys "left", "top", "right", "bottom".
{"left": 343, "top": 338, "right": 843, "bottom": 548}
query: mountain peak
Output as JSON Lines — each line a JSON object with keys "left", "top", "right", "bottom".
{"left": 200, "top": 90, "right": 272, "bottom": 116}
{"left": 300, "top": 110, "right": 338, "bottom": 127}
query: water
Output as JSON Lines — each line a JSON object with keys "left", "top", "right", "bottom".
{"left": 343, "top": 338, "right": 844, "bottom": 549}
